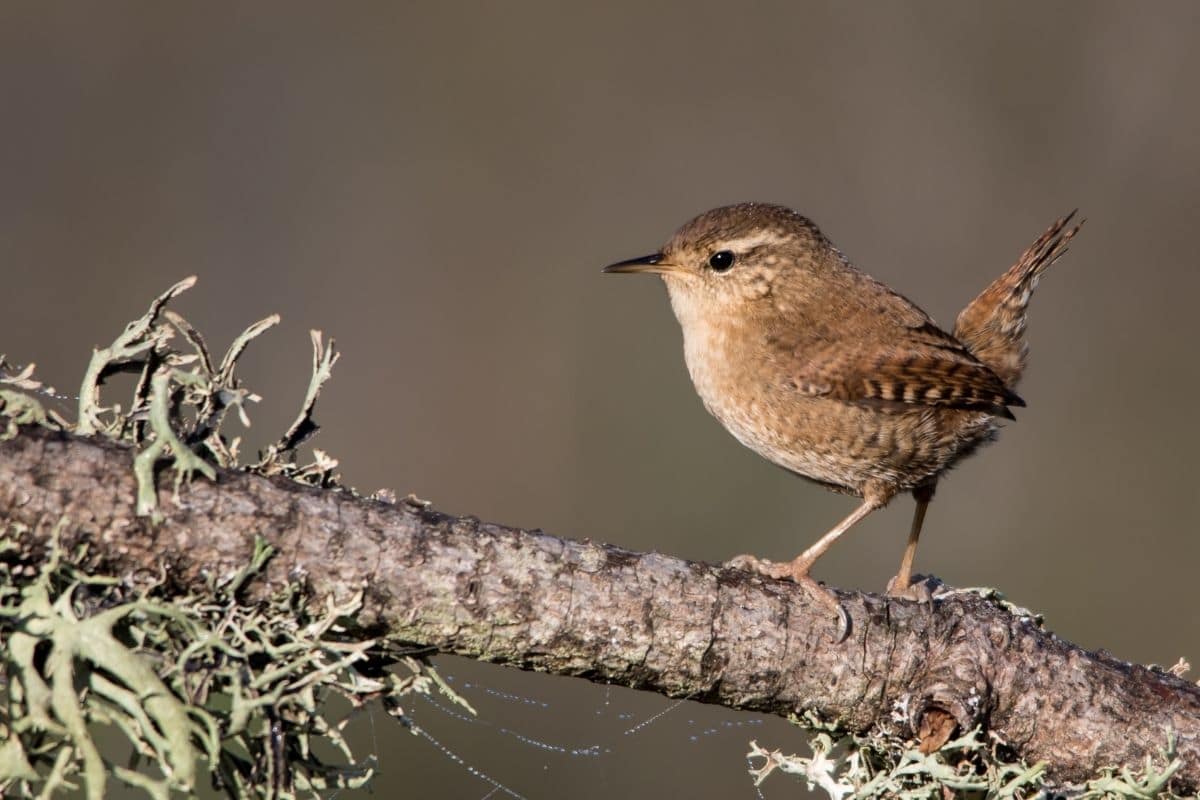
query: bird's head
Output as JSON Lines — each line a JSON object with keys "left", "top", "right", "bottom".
{"left": 603, "top": 203, "right": 834, "bottom": 327}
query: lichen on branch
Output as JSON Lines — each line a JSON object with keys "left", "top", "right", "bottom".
{"left": 0, "top": 520, "right": 462, "bottom": 799}
{"left": 1, "top": 278, "right": 461, "bottom": 799}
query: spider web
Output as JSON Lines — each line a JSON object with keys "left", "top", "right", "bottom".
{"left": 340, "top": 655, "right": 813, "bottom": 800}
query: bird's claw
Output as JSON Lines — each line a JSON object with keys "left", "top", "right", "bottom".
{"left": 796, "top": 575, "right": 851, "bottom": 644}
{"left": 885, "top": 573, "right": 941, "bottom": 603}
{"left": 725, "top": 554, "right": 850, "bottom": 643}
{"left": 725, "top": 553, "right": 791, "bottom": 580}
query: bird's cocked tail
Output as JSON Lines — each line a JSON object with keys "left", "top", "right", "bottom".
{"left": 953, "top": 211, "right": 1083, "bottom": 391}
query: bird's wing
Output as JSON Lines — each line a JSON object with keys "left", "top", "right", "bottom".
{"left": 789, "top": 321, "right": 1024, "bottom": 418}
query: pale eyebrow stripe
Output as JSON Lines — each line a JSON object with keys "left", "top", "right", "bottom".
{"left": 716, "top": 232, "right": 788, "bottom": 252}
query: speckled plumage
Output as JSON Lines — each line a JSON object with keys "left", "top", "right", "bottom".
{"left": 605, "top": 203, "right": 1081, "bottom": 611}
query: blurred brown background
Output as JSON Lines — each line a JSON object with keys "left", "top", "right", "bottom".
{"left": 2, "top": 2, "right": 1198, "bottom": 797}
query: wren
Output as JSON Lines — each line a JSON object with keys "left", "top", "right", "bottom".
{"left": 604, "top": 203, "right": 1081, "bottom": 635}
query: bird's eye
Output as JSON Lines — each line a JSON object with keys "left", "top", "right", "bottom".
{"left": 708, "top": 250, "right": 735, "bottom": 271}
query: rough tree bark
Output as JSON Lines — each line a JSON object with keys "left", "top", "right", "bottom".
{"left": 1, "top": 425, "right": 1197, "bottom": 790}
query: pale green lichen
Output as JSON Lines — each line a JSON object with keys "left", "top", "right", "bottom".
{"left": 0, "top": 520, "right": 462, "bottom": 799}
{"left": 59, "top": 274, "right": 343, "bottom": 517}
{"left": 749, "top": 715, "right": 1186, "bottom": 799}
{"left": 75, "top": 276, "right": 197, "bottom": 439}
{"left": 0, "top": 279, "right": 457, "bottom": 799}
{"left": 133, "top": 370, "right": 219, "bottom": 520}
{"left": 77, "top": 278, "right": 280, "bottom": 515}
{"left": 749, "top": 727, "right": 1047, "bottom": 799}
{"left": 0, "top": 357, "right": 67, "bottom": 440}
{"left": 251, "top": 329, "right": 343, "bottom": 487}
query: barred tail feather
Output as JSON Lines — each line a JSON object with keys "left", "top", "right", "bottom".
{"left": 953, "top": 211, "right": 1083, "bottom": 390}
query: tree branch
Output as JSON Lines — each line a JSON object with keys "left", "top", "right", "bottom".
{"left": 1, "top": 425, "right": 1197, "bottom": 791}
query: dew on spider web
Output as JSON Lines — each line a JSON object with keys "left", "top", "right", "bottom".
{"left": 418, "top": 692, "right": 606, "bottom": 758}
{"left": 403, "top": 719, "right": 530, "bottom": 800}
{"left": 621, "top": 698, "right": 686, "bottom": 736}
{"left": 352, "top": 657, "right": 796, "bottom": 799}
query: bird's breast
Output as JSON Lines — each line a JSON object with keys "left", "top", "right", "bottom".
{"left": 680, "top": 321, "right": 833, "bottom": 476}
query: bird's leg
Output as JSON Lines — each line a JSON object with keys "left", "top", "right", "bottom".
{"left": 887, "top": 483, "right": 936, "bottom": 596}
{"left": 777, "top": 497, "right": 882, "bottom": 579}
{"left": 727, "top": 496, "right": 883, "bottom": 641}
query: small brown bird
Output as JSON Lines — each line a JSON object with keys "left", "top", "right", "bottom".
{"left": 604, "top": 203, "right": 1080, "bottom": 629}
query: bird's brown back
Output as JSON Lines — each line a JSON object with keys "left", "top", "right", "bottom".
{"left": 733, "top": 218, "right": 1026, "bottom": 421}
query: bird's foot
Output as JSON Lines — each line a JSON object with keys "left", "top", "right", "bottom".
{"left": 725, "top": 553, "right": 794, "bottom": 580}
{"left": 885, "top": 573, "right": 944, "bottom": 603}
{"left": 725, "top": 553, "right": 850, "bottom": 643}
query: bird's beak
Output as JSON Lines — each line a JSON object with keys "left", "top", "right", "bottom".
{"left": 602, "top": 253, "right": 683, "bottom": 275}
